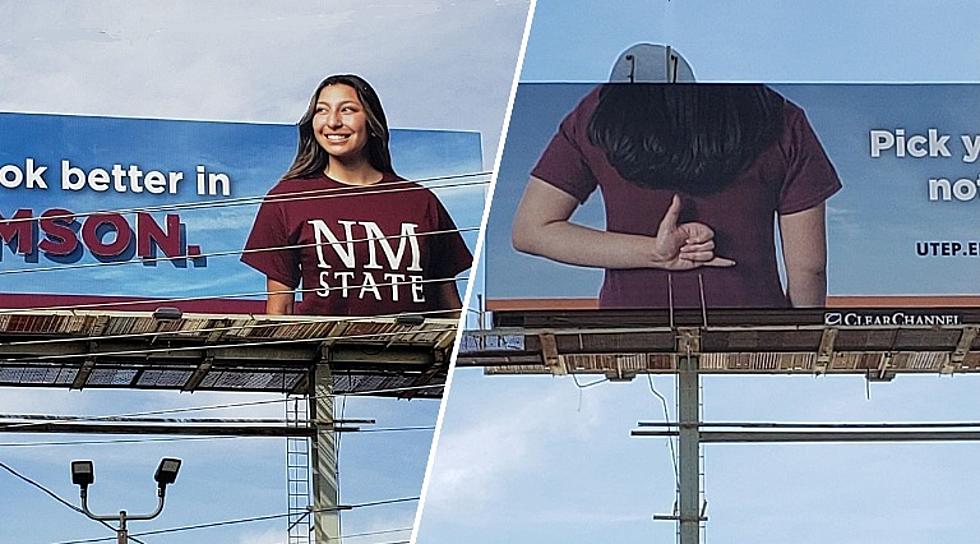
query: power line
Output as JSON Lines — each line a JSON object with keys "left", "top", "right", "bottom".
{"left": 343, "top": 526, "right": 412, "bottom": 539}
{"left": 0, "top": 172, "right": 490, "bottom": 226}
{"left": 0, "top": 414, "right": 307, "bottom": 424}
{"left": 0, "top": 436, "right": 243, "bottom": 448}
{"left": 0, "top": 274, "right": 468, "bottom": 314}
{"left": 0, "top": 225, "right": 480, "bottom": 277}
{"left": 0, "top": 426, "right": 434, "bottom": 448}
{"left": 1, "top": 384, "right": 443, "bottom": 433}
{"left": 357, "top": 426, "right": 434, "bottom": 434}
{"left": 647, "top": 373, "right": 679, "bottom": 489}
{"left": 0, "top": 460, "right": 145, "bottom": 544}
{"left": 570, "top": 375, "right": 609, "bottom": 389}
{"left": 52, "top": 496, "right": 420, "bottom": 544}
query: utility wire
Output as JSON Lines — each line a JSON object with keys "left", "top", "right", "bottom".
{"left": 0, "top": 427, "right": 434, "bottom": 448}
{"left": 2, "top": 384, "right": 442, "bottom": 432}
{"left": 343, "top": 526, "right": 412, "bottom": 539}
{"left": 570, "top": 375, "right": 609, "bottom": 389}
{"left": 0, "top": 225, "right": 480, "bottom": 276}
{"left": 52, "top": 496, "right": 420, "bottom": 544}
{"left": 0, "top": 426, "right": 435, "bottom": 449}
{"left": 0, "top": 172, "right": 490, "bottom": 225}
{"left": 0, "top": 274, "right": 468, "bottom": 314}
{"left": 647, "top": 373, "right": 679, "bottom": 489}
{"left": 356, "top": 426, "right": 434, "bottom": 434}
{"left": 0, "top": 414, "right": 307, "bottom": 424}
{"left": 0, "top": 436, "right": 243, "bottom": 448}
{"left": 0, "top": 460, "right": 146, "bottom": 544}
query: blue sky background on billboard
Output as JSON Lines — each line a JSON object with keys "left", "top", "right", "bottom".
{"left": 0, "top": 114, "right": 481, "bottom": 299}
{"left": 0, "top": 1, "right": 528, "bottom": 544}
{"left": 418, "top": 2, "right": 980, "bottom": 544}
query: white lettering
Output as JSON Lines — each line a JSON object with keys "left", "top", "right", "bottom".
{"left": 384, "top": 273, "right": 406, "bottom": 302}
{"left": 962, "top": 134, "right": 980, "bottom": 163}
{"left": 308, "top": 219, "right": 358, "bottom": 269}
{"left": 358, "top": 272, "right": 382, "bottom": 300}
{"left": 145, "top": 171, "right": 166, "bottom": 194}
{"left": 88, "top": 168, "right": 110, "bottom": 192}
{"left": 25, "top": 159, "right": 48, "bottom": 189}
{"left": 0, "top": 164, "right": 22, "bottom": 189}
{"left": 929, "top": 178, "right": 952, "bottom": 201}
{"left": 362, "top": 221, "right": 422, "bottom": 271}
{"left": 953, "top": 178, "right": 979, "bottom": 201}
{"left": 870, "top": 130, "right": 893, "bottom": 158}
{"left": 60, "top": 160, "right": 179, "bottom": 194}
{"left": 870, "top": 128, "right": 950, "bottom": 158}
{"left": 317, "top": 271, "right": 331, "bottom": 297}
{"left": 335, "top": 271, "right": 355, "bottom": 298}
{"left": 62, "top": 160, "right": 86, "bottom": 190}
{"left": 410, "top": 275, "right": 425, "bottom": 303}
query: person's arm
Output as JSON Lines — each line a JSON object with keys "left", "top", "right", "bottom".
{"left": 512, "top": 177, "right": 735, "bottom": 271}
{"left": 266, "top": 278, "right": 295, "bottom": 315}
{"left": 778, "top": 203, "right": 828, "bottom": 307}
{"left": 437, "top": 281, "right": 462, "bottom": 319}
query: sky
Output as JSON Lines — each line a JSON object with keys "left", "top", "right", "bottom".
{"left": 0, "top": 1, "right": 529, "bottom": 543}
{"left": 418, "top": 1, "right": 980, "bottom": 543}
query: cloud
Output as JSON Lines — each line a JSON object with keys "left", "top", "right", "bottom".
{"left": 237, "top": 527, "right": 284, "bottom": 544}
{"left": 423, "top": 376, "right": 605, "bottom": 517}
{"left": 0, "top": 1, "right": 529, "bottom": 169}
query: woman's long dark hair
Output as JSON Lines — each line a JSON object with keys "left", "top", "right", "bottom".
{"left": 588, "top": 84, "right": 784, "bottom": 195}
{"left": 282, "top": 74, "right": 394, "bottom": 180}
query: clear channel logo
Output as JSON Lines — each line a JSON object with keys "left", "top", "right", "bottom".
{"left": 823, "top": 311, "right": 960, "bottom": 327}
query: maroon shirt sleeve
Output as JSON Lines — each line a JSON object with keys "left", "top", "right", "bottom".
{"left": 778, "top": 104, "right": 843, "bottom": 215}
{"left": 427, "top": 194, "right": 473, "bottom": 280}
{"left": 241, "top": 190, "right": 301, "bottom": 289}
{"left": 529, "top": 89, "right": 601, "bottom": 203}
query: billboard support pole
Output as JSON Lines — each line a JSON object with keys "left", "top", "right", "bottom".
{"left": 677, "top": 353, "right": 701, "bottom": 544}
{"left": 311, "top": 348, "right": 341, "bottom": 544}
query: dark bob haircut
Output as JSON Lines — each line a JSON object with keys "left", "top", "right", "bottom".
{"left": 587, "top": 83, "right": 785, "bottom": 195}
{"left": 282, "top": 74, "right": 394, "bottom": 180}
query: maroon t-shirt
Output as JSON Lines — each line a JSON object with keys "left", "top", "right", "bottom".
{"left": 242, "top": 173, "right": 472, "bottom": 315}
{"left": 531, "top": 86, "right": 842, "bottom": 309}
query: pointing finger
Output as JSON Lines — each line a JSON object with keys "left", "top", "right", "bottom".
{"left": 703, "top": 256, "right": 736, "bottom": 267}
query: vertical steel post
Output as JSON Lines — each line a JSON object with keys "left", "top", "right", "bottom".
{"left": 117, "top": 511, "right": 127, "bottom": 544}
{"left": 678, "top": 355, "right": 700, "bottom": 544}
{"left": 311, "top": 354, "right": 340, "bottom": 543}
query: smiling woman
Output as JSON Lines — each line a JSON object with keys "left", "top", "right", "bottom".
{"left": 241, "top": 74, "right": 472, "bottom": 316}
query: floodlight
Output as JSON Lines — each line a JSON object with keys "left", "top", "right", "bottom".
{"left": 152, "top": 307, "right": 183, "bottom": 321}
{"left": 395, "top": 314, "right": 425, "bottom": 326}
{"left": 154, "top": 457, "right": 181, "bottom": 488}
{"left": 71, "top": 460, "right": 95, "bottom": 488}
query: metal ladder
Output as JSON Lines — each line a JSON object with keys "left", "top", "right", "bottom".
{"left": 286, "top": 395, "right": 312, "bottom": 544}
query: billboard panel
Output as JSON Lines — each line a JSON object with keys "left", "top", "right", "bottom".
{"left": 0, "top": 113, "right": 482, "bottom": 314}
{"left": 486, "top": 83, "right": 980, "bottom": 311}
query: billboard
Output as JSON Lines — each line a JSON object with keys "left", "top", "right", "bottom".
{"left": 0, "top": 112, "right": 482, "bottom": 314}
{"left": 486, "top": 83, "right": 980, "bottom": 311}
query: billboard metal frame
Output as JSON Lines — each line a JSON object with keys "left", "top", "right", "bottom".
{"left": 461, "top": 309, "right": 980, "bottom": 544}
{"left": 0, "top": 310, "right": 457, "bottom": 544}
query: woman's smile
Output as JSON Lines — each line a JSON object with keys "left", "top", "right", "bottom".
{"left": 312, "top": 84, "right": 370, "bottom": 159}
